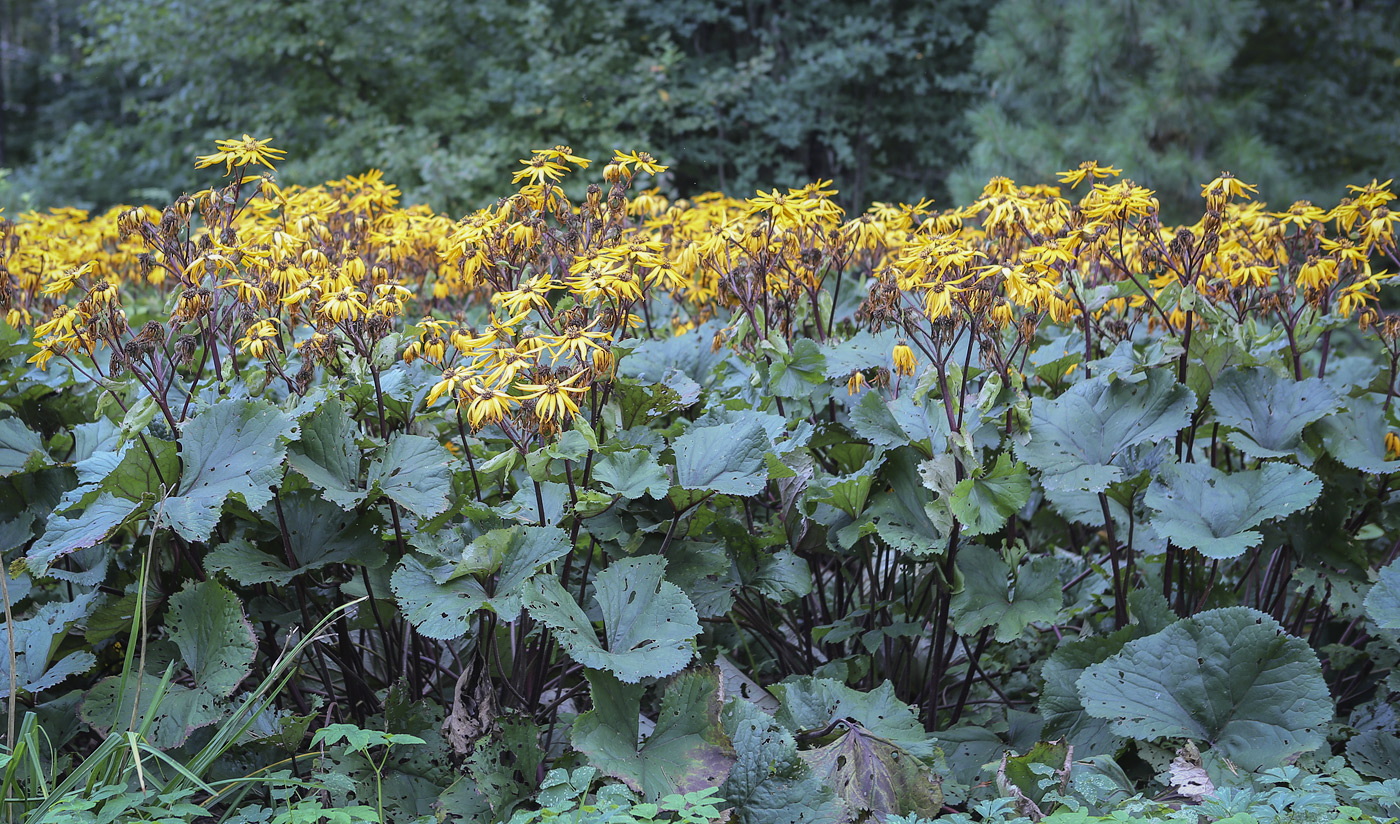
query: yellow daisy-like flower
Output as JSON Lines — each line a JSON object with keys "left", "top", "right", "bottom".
{"left": 426, "top": 366, "right": 474, "bottom": 407}
{"left": 612, "top": 150, "right": 668, "bottom": 176}
{"left": 847, "top": 372, "right": 868, "bottom": 395}
{"left": 318, "top": 288, "right": 369, "bottom": 323}
{"left": 1201, "top": 172, "right": 1258, "bottom": 202}
{"left": 1056, "top": 161, "right": 1122, "bottom": 189}
{"left": 194, "top": 134, "right": 287, "bottom": 176}
{"left": 463, "top": 383, "right": 517, "bottom": 430}
{"left": 237, "top": 319, "right": 281, "bottom": 359}
{"left": 1386, "top": 431, "right": 1400, "bottom": 461}
{"left": 518, "top": 372, "right": 591, "bottom": 423}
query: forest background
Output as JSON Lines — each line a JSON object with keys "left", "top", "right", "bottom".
{"left": 2, "top": 0, "right": 1398, "bottom": 222}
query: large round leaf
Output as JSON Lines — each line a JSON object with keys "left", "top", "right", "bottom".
{"left": 1209, "top": 368, "right": 1340, "bottom": 460}
{"left": 673, "top": 421, "right": 771, "bottom": 496}
{"left": 524, "top": 555, "right": 701, "bottom": 682}
{"left": 1078, "top": 607, "right": 1332, "bottom": 771}
{"left": 1017, "top": 372, "right": 1193, "bottom": 496}
{"left": 1144, "top": 462, "right": 1321, "bottom": 559}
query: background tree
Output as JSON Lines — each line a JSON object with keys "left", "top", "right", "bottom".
{"left": 952, "top": 0, "right": 1400, "bottom": 219}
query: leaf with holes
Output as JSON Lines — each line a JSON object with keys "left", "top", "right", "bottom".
{"left": 799, "top": 721, "right": 943, "bottom": 823}
{"left": 1017, "top": 372, "right": 1193, "bottom": 497}
{"left": 673, "top": 420, "right": 770, "bottom": 496}
{"left": 167, "top": 580, "right": 257, "bottom": 699}
{"left": 82, "top": 580, "right": 255, "bottom": 748}
{"left": 573, "top": 668, "right": 734, "bottom": 799}
{"left": 368, "top": 433, "right": 453, "bottom": 518}
{"left": 720, "top": 699, "right": 843, "bottom": 824}
{"left": 524, "top": 556, "right": 700, "bottom": 682}
{"left": 164, "top": 400, "right": 298, "bottom": 542}
{"left": 1078, "top": 607, "right": 1332, "bottom": 770}
{"left": 1144, "top": 462, "right": 1321, "bottom": 560}
{"left": 773, "top": 677, "right": 936, "bottom": 760}
{"left": 287, "top": 397, "right": 366, "bottom": 509}
{"left": 1209, "top": 367, "right": 1340, "bottom": 460}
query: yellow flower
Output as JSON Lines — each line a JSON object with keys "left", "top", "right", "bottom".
{"left": 426, "top": 366, "right": 473, "bottom": 407}
{"left": 892, "top": 343, "right": 917, "bottom": 377}
{"left": 612, "top": 150, "right": 668, "bottom": 176}
{"left": 549, "top": 319, "right": 609, "bottom": 364}
{"left": 511, "top": 153, "right": 570, "bottom": 187}
{"left": 847, "top": 372, "right": 868, "bottom": 395}
{"left": 1056, "top": 161, "right": 1122, "bottom": 189}
{"left": 319, "top": 288, "right": 368, "bottom": 323}
{"left": 534, "top": 146, "right": 591, "bottom": 168}
{"left": 1201, "top": 172, "right": 1258, "bottom": 202}
{"left": 27, "top": 341, "right": 62, "bottom": 371}
{"left": 493, "top": 274, "right": 559, "bottom": 316}
{"left": 237, "top": 319, "right": 281, "bottom": 359}
{"left": 1296, "top": 256, "right": 1339, "bottom": 291}
{"left": 1387, "top": 432, "right": 1400, "bottom": 461}
{"left": 464, "top": 383, "right": 517, "bottom": 430}
{"left": 518, "top": 372, "right": 590, "bottom": 423}
{"left": 195, "top": 134, "right": 287, "bottom": 176}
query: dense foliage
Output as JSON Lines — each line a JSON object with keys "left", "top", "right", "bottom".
{"left": 1, "top": 140, "right": 1399, "bottom": 823}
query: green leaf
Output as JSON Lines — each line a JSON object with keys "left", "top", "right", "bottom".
{"left": 85, "top": 581, "right": 257, "bottom": 747}
{"left": 206, "top": 495, "right": 380, "bottom": 586}
{"left": 26, "top": 493, "right": 141, "bottom": 575}
{"left": 1365, "top": 559, "right": 1400, "bottom": 630}
{"left": 1144, "top": 462, "right": 1321, "bottom": 559}
{"left": 771, "top": 338, "right": 828, "bottom": 397}
{"left": 800, "top": 721, "right": 943, "bottom": 823}
{"left": 951, "top": 546, "right": 1062, "bottom": 643}
{"left": 949, "top": 454, "right": 1031, "bottom": 536}
{"left": 165, "top": 399, "right": 298, "bottom": 542}
{"left": 772, "top": 678, "right": 935, "bottom": 759}
{"left": 167, "top": 580, "right": 257, "bottom": 699}
{"left": 673, "top": 420, "right": 770, "bottom": 496}
{"left": 1038, "top": 632, "right": 1133, "bottom": 755}
{"left": 1209, "top": 368, "right": 1340, "bottom": 460}
{"left": 0, "top": 590, "right": 100, "bottom": 698}
{"left": 573, "top": 668, "right": 734, "bottom": 799}
{"left": 524, "top": 556, "right": 701, "bottom": 682}
{"left": 391, "top": 526, "right": 570, "bottom": 638}
{"left": 1078, "top": 607, "right": 1333, "bottom": 770}
{"left": 594, "top": 449, "right": 671, "bottom": 500}
{"left": 287, "top": 397, "right": 366, "bottom": 509}
{"left": 1317, "top": 395, "right": 1400, "bottom": 475}
{"left": 102, "top": 436, "right": 179, "bottom": 501}
{"left": 1017, "top": 372, "right": 1193, "bottom": 496}
{"left": 807, "top": 452, "right": 882, "bottom": 519}
{"left": 820, "top": 329, "right": 897, "bottom": 380}
{"left": 1347, "top": 729, "right": 1400, "bottom": 780}
{"left": 997, "top": 740, "right": 1071, "bottom": 811}
{"left": 719, "top": 699, "right": 842, "bottom": 824}
{"left": 367, "top": 433, "right": 453, "bottom": 518}
{"left": 391, "top": 556, "right": 486, "bottom": 640}
{"left": 0, "top": 417, "right": 47, "bottom": 477}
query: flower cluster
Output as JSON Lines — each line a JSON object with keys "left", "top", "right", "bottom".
{"left": 5, "top": 138, "right": 1397, "bottom": 443}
